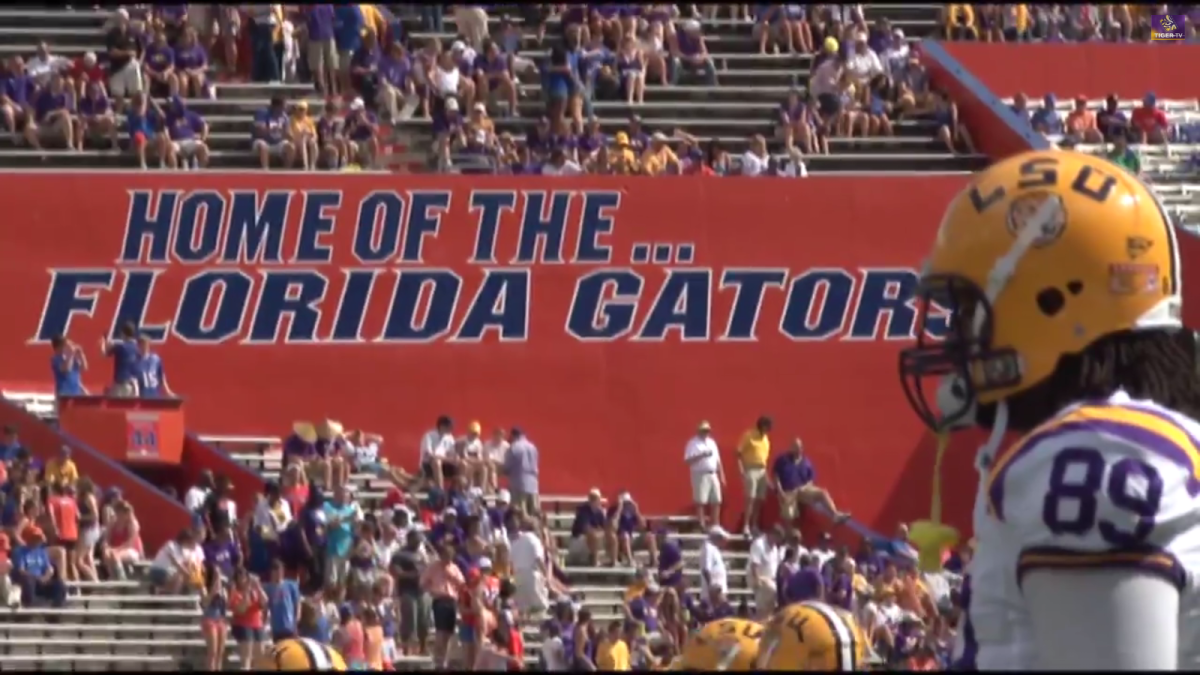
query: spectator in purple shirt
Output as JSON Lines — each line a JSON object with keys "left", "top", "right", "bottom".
{"left": 142, "top": 28, "right": 177, "bottom": 98}
{"left": 605, "top": 492, "right": 658, "bottom": 567}
{"left": 474, "top": 40, "right": 518, "bottom": 116}
{"left": 304, "top": 5, "right": 338, "bottom": 95}
{"left": 252, "top": 95, "right": 297, "bottom": 169}
{"left": 774, "top": 546, "right": 799, "bottom": 606}
{"left": 349, "top": 31, "right": 382, "bottom": 104}
{"left": 1, "top": 56, "right": 36, "bottom": 133}
{"left": 26, "top": 71, "right": 73, "bottom": 151}
{"left": 316, "top": 98, "right": 348, "bottom": 169}
{"left": 693, "top": 584, "right": 736, "bottom": 624}
{"left": 670, "top": 20, "right": 718, "bottom": 86}
{"left": 567, "top": 489, "right": 609, "bottom": 567}
{"left": 153, "top": 4, "right": 188, "bottom": 44}
{"left": 376, "top": 42, "right": 413, "bottom": 121}
{"left": 163, "top": 96, "right": 210, "bottom": 169}
{"left": 74, "top": 79, "right": 117, "bottom": 150}
{"left": 784, "top": 554, "right": 826, "bottom": 604}
{"left": 173, "top": 27, "right": 209, "bottom": 98}
{"left": 344, "top": 96, "right": 380, "bottom": 167}
{"left": 625, "top": 582, "right": 661, "bottom": 633}
{"left": 826, "top": 556, "right": 857, "bottom": 612}
{"left": 655, "top": 531, "right": 684, "bottom": 592}
{"left": 771, "top": 438, "right": 850, "bottom": 526}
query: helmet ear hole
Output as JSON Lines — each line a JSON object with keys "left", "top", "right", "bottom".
{"left": 1036, "top": 287, "right": 1066, "bottom": 317}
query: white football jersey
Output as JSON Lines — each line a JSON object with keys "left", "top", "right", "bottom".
{"left": 985, "top": 390, "right": 1200, "bottom": 667}
{"left": 952, "top": 442, "right": 1036, "bottom": 670}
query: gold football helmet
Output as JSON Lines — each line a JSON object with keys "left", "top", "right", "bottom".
{"left": 679, "top": 618, "right": 764, "bottom": 671}
{"left": 254, "top": 638, "right": 348, "bottom": 670}
{"left": 757, "top": 601, "right": 867, "bottom": 671}
{"left": 899, "top": 149, "right": 1182, "bottom": 429}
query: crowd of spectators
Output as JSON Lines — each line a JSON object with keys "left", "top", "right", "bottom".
{"left": 0, "top": 3, "right": 983, "bottom": 174}
{"left": 942, "top": 4, "right": 1200, "bottom": 42}
{"left": 0, "top": 424, "right": 145, "bottom": 613}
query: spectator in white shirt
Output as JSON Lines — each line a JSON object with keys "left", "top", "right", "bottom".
{"left": 811, "top": 532, "right": 837, "bottom": 570}
{"left": 748, "top": 527, "right": 782, "bottom": 619}
{"left": 511, "top": 515, "right": 550, "bottom": 618}
{"left": 183, "top": 470, "right": 213, "bottom": 514}
{"left": 458, "top": 421, "right": 486, "bottom": 488}
{"left": 845, "top": 32, "right": 883, "bottom": 84}
{"left": 26, "top": 41, "right": 70, "bottom": 87}
{"left": 699, "top": 526, "right": 730, "bottom": 595}
{"left": 419, "top": 415, "right": 458, "bottom": 489}
{"left": 148, "top": 528, "right": 205, "bottom": 594}
{"left": 541, "top": 147, "right": 583, "bottom": 176}
{"left": 483, "top": 428, "right": 510, "bottom": 493}
{"left": 684, "top": 420, "right": 725, "bottom": 529}
{"left": 880, "top": 28, "right": 910, "bottom": 79}
{"left": 740, "top": 134, "right": 770, "bottom": 176}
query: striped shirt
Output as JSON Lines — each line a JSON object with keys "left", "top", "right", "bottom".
{"left": 685, "top": 435, "right": 721, "bottom": 473}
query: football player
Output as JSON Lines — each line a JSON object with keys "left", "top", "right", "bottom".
{"left": 899, "top": 149, "right": 1200, "bottom": 669}
{"left": 756, "top": 600, "right": 867, "bottom": 670}
{"left": 254, "top": 637, "right": 348, "bottom": 670}
{"left": 679, "top": 617, "right": 764, "bottom": 670}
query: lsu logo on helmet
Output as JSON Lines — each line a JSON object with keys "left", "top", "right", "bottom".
{"left": 254, "top": 638, "right": 348, "bottom": 670}
{"left": 899, "top": 149, "right": 1182, "bottom": 430}
{"left": 757, "top": 601, "right": 867, "bottom": 671}
{"left": 680, "top": 618, "right": 764, "bottom": 671}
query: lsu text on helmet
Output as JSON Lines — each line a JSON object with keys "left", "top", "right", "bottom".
{"left": 254, "top": 637, "right": 348, "bottom": 670}
{"left": 899, "top": 149, "right": 1182, "bottom": 430}
{"left": 756, "top": 600, "right": 868, "bottom": 671}
{"left": 679, "top": 617, "right": 764, "bottom": 670}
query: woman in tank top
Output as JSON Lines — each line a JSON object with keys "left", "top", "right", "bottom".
{"left": 101, "top": 500, "right": 143, "bottom": 580}
{"left": 75, "top": 477, "right": 101, "bottom": 581}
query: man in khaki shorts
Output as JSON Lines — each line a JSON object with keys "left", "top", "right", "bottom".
{"left": 737, "top": 416, "right": 772, "bottom": 535}
{"left": 773, "top": 438, "right": 850, "bottom": 524}
{"left": 684, "top": 421, "right": 725, "bottom": 529}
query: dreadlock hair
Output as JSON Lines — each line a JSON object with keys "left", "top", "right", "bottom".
{"left": 979, "top": 329, "right": 1200, "bottom": 432}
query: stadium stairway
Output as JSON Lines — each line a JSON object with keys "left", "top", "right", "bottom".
{"left": 0, "top": 5, "right": 989, "bottom": 174}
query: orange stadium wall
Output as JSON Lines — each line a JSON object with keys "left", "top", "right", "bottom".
{"left": 918, "top": 40, "right": 1048, "bottom": 159}
{"left": 3, "top": 173, "right": 1002, "bottom": 536}
{"left": 941, "top": 42, "right": 1200, "bottom": 99}
{"left": 0, "top": 397, "right": 191, "bottom": 549}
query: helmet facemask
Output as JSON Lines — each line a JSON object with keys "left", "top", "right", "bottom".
{"left": 899, "top": 274, "right": 1023, "bottom": 432}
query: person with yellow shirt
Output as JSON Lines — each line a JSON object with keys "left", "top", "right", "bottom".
{"left": 736, "top": 416, "right": 772, "bottom": 535}
{"left": 609, "top": 131, "right": 640, "bottom": 175}
{"left": 641, "top": 131, "right": 682, "bottom": 176}
{"left": 287, "top": 100, "right": 319, "bottom": 170}
{"left": 359, "top": 4, "right": 386, "bottom": 40}
{"left": 872, "top": 559, "right": 903, "bottom": 601}
{"left": 44, "top": 445, "right": 79, "bottom": 488}
{"left": 595, "top": 619, "right": 631, "bottom": 671}
{"left": 943, "top": 4, "right": 977, "bottom": 40}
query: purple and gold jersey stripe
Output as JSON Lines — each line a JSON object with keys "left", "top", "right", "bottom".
{"left": 1016, "top": 546, "right": 1187, "bottom": 591}
{"left": 987, "top": 403, "right": 1200, "bottom": 519}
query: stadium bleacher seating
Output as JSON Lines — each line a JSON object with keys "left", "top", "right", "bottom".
{"left": 1001, "top": 96, "right": 1200, "bottom": 229}
{"left": 0, "top": 5, "right": 991, "bottom": 173}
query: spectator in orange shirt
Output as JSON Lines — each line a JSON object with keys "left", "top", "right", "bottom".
{"left": 1065, "top": 95, "right": 1104, "bottom": 144}
{"left": 229, "top": 567, "right": 268, "bottom": 667}
{"left": 46, "top": 482, "right": 80, "bottom": 583}
{"left": 1130, "top": 92, "right": 1169, "bottom": 144}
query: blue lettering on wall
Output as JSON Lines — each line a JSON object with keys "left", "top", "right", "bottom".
{"left": 566, "top": 269, "right": 644, "bottom": 341}
{"left": 379, "top": 269, "right": 462, "bottom": 342}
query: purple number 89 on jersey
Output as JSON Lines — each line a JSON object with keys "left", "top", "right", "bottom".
{"left": 1041, "top": 446, "right": 1163, "bottom": 547}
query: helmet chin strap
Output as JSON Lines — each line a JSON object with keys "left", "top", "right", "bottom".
{"left": 935, "top": 374, "right": 1009, "bottom": 471}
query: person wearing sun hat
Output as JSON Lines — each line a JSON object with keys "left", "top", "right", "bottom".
{"left": 685, "top": 420, "right": 724, "bottom": 530}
